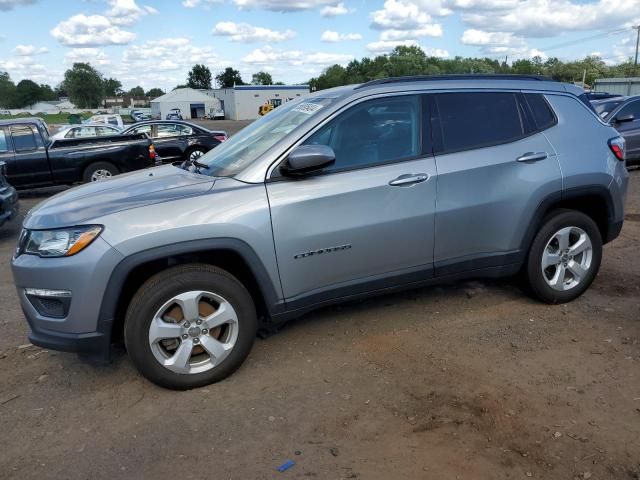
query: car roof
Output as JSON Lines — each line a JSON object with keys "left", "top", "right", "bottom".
{"left": 0, "top": 117, "right": 47, "bottom": 126}
{"left": 125, "top": 119, "right": 202, "bottom": 128}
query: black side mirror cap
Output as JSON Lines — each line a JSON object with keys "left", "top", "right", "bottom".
{"left": 281, "top": 145, "right": 335, "bottom": 176}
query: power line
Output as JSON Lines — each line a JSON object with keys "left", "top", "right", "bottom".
{"left": 486, "top": 26, "right": 632, "bottom": 60}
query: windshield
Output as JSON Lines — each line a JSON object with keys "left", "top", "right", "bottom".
{"left": 594, "top": 99, "right": 623, "bottom": 118}
{"left": 195, "top": 96, "right": 338, "bottom": 177}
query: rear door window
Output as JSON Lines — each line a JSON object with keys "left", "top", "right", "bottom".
{"left": 434, "top": 92, "right": 525, "bottom": 154}
{"left": 157, "top": 123, "right": 190, "bottom": 138}
{"left": 10, "top": 125, "right": 38, "bottom": 152}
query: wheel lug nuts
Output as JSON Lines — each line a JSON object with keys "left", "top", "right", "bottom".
{"left": 201, "top": 329, "right": 208, "bottom": 335}
{"left": 193, "top": 338, "right": 200, "bottom": 344}
{"left": 182, "top": 334, "right": 188, "bottom": 339}
{"left": 196, "top": 319, "right": 202, "bottom": 325}
{"left": 183, "top": 322, "right": 190, "bottom": 328}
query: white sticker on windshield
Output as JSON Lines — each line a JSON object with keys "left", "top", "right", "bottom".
{"left": 293, "top": 103, "right": 324, "bottom": 115}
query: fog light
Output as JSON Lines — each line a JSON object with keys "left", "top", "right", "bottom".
{"left": 25, "top": 289, "right": 71, "bottom": 318}
{"left": 25, "top": 288, "right": 71, "bottom": 297}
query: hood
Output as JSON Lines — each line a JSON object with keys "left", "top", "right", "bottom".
{"left": 24, "top": 165, "right": 215, "bottom": 229}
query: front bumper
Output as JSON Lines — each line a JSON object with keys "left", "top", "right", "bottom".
{"left": 0, "top": 185, "right": 18, "bottom": 227}
{"left": 11, "top": 236, "right": 124, "bottom": 362}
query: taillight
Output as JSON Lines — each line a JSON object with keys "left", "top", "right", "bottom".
{"left": 149, "top": 144, "right": 156, "bottom": 159}
{"left": 608, "top": 136, "right": 625, "bottom": 161}
{"left": 213, "top": 134, "right": 227, "bottom": 142}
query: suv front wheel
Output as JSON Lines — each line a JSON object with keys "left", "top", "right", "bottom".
{"left": 526, "top": 209, "right": 602, "bottom": 304}
{"left": 124, "top": 264, "right": 257, "bottom": 390}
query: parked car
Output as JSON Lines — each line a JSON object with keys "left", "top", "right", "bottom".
{"left": 130, "top": 110, "right": 152, "bottom": 122}
{"left": 166, "top": 108, "right": 183, "bottom": 120}
{"left": 120, "top": 120, "right": 227, "bottom": 163}
{"left": 591, "top": 96, "right": 626, "bottom": 118}
{"left": 84, "top": 114, "right": 124, "bottom": 129}
{"left": 0, "top": 118, "right": 158, "bottom": 188}
{"left": 0, "top": 161, "right": 18, "bottom": 228}
{"left": 11, "top": 75, "right": 628, "bottom": 389}
{"left": 584, "top": 91, "right": 621, "bottom": 101}
{"left": 593, "top": 95, "right": 640, "bottom": 166}
{"left": 51, "top": 124, "right": 122, "bottom": 140}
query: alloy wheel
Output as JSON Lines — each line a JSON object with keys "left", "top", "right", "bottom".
{"left": 148, "top": 290, "right": 239, "bottom": 374}
{"left": 541, "top": 226, "right": 593, "bottom": 291}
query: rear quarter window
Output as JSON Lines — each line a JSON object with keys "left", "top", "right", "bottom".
{"left": 524, "top": 93, "right": 557, "bottom": 130}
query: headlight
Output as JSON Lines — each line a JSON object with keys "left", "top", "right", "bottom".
{"left": 22, "top": 225, "right": 103, "bottom": 257}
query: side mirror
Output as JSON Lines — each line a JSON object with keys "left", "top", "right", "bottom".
{"left": 613, "top": 113, "right": 634, "bottom": 124}
{"left": 282, "top": 145, "right": 335, "bottom": 176}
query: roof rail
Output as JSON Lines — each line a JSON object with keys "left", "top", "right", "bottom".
{"left": 355, "top": 74, "right": 554, "bottom": 89}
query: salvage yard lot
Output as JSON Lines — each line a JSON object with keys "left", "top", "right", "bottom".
{"left": 0, "top": 158, "right": 638, "bottom": 478}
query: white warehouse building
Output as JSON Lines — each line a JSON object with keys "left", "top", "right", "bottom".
{"left": 150, "top": 88, "right": 222, "bottom": 120}
{"left": 205, "top": 85, "right": 311, "bottom": 120}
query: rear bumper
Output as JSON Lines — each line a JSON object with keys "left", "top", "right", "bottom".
{"left": 0, "top": 185, "right": 18, "bottom": 227}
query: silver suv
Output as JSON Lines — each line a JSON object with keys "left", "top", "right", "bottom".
{"left": 12, "top": 75, "right": 629, "bottom": 389}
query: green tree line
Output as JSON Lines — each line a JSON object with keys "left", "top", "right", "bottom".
{"left": 308, "top": 45, "right": 639, "bottom": 91}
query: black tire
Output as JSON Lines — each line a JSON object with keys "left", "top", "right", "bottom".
{"left": 184, "top": 146, "right": 207, "bottom": 162}
{"left": 526, "top": 209, "right": 602, "bottom": 304}
{"left": 82, "top": 161, "right": 119, "bottom": 183}
{"left": 124, "top": 264, "right": 257, "bottom": 390}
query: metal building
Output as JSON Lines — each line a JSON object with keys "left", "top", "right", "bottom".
{"left": 593, "top": 77, "right": 640, "bottom": 96}
{"left": 205, "top": 85, "right": 310, "bottom": 120}
{"left": 150, "top": 88, "right": 222, "bottom": 120}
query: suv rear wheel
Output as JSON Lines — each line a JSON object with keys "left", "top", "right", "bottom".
{"left": 124, "top": 264, "right": 257, "bottom": 390}
{"left": 526, "top": 209, "right": 602, "bottom": 304}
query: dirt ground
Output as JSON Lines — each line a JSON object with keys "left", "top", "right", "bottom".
{"left": 0, "top": 158, "right": 638, "bottom": 479}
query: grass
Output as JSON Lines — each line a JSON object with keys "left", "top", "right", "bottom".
{"left": 0, "top": 112, "right": 95, "bottom": 124}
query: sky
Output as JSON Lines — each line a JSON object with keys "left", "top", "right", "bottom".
{"left": 0, "top": 0, "right": 639, "bottom": 92}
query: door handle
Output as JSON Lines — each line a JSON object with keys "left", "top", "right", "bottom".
{"left": 388, "top": 173, "right": 429, "bottom": 186}
{"left": 516, "top": 152, "right": 548, "bottom": 162}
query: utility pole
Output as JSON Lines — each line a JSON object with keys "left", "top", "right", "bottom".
{"left": 634, "top": 25, "right": 640, "bottom": 76}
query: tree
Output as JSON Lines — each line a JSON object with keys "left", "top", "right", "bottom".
{"left": 146, "top": 87, "right": 164, "bottom": 98}
{"left": 103, "top": 77, "right": 123, "bottom": 97}
{"left": 187, "top": 64, "right": 212, "bottom": 89}
{"left": 63, "top": 62, "right": 104, "bottom": 108}
{"left": 39, "top": 84, "right": 56, "bottom": 101}
{"left": 0, "top": 72, "right": 17, "bottom": 108}
{"left": 215, "top": 67, "right": 244, "bottom": 88}
{"left": 251, "top": 71, "right": 273, "bottom": 85}
{"left": 15, "top": 79, "right": 42, "bottom": 107}
{"left": 128, "top": 86, "right": 145, "bottom": 97}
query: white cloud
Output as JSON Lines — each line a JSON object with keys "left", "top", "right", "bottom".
{"left": 0, "top": 0, "right": 36, "bottom": 11}
{"left": 50, "top": 14, "right": 136, "bottom": 46}
{"left": 370, "top": 0, "right": 435, "bottom": 30}
{"left": 320, "top": 2, "right": 350, "bottom": 16}
{"left": 233, "top": 0, "right": 339, "bottom": 11}
{"left": 367, "top": 39, "right": 448, "bottom": 57}
{"left": 213, "top": 21, "right": 296, "bottom": 42}
{"left": 459, "top": 0, "right": 640, "bottom": 37}
{"left": 182, "top": 0, "right": 222, "bottom": 7}
{"left": 321, "top": 30, "right": 362, "bottom": 42}
{"left": 105, "top": 0, "right": 158, "bottom": 26}
{"left": 243, "top": 46, "right": 352, "bottom": 66}
{"left": 380, "top": 25, "right": 442, "bottom": 40}
{"left": 14, "top": 45, "right": 48, "bottom": 56}
{"left": 65, "top": 48, "right": 111, "bottom": 66}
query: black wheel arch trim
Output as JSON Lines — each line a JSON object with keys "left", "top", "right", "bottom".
{"left": 97, "top": 238, "right": 283, "bottom": 346}
{"left": 520, "top": 184, "right": 617, "bottom": 256}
